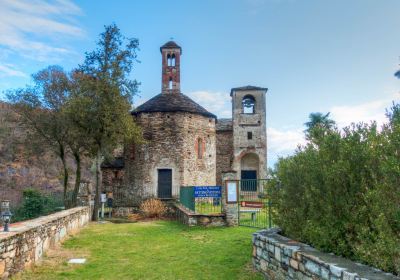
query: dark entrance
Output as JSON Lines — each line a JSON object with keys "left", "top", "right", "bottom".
{"left": 158, "top": 169, "right": 172, "bottom": 198}
{"left": 241, "top": 170, "right": 257, "bottom": 192}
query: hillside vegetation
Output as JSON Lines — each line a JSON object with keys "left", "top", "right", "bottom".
{"left": 0, "top": 101, "right": 93, "bottom": 206}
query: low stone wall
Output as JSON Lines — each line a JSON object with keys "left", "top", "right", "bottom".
{"left": 253, "top": 228, "right": 400, "bottom": 280}
{"left": 0, "top": 207, "right": 90, "bottom": 279}
{"left": 175, "top": 203, "right": 225, "bottom": 226}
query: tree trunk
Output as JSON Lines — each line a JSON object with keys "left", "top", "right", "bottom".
{"left": 59, "top": 144, "right": 69, "bottom": 208}
{"left": 72, "top": 151, "right": 81, "bottom": 207}
{"left": 92, "top": 150, "right": 101, "bottom": 221}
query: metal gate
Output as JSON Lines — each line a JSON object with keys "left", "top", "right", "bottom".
{"left": 238, "top": 179, "right": 273, "bottom": 228}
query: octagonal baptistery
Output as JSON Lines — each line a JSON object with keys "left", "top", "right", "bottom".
{"left": 127, "top": 93, "right": 217, "bottom": 203}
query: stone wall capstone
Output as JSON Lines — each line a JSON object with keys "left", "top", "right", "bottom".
{"left": 253, "top": 228, "right": 400, "bottom": 280}
{"left": 0, "top": 207, "right": 90, "bottom": 279}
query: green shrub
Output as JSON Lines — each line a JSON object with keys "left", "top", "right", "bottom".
{"left": 12, "top": 188, "right": 63, "bottom": 222}
{"left": 271, "top": 104, "right": 400, "bottom": 275}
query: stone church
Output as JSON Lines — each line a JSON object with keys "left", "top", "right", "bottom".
{"left": 102, "top": 41, "right": 267, "bottom": 206}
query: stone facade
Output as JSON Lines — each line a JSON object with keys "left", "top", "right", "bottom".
{"left": 216, "top": 119, "right": 234, "bottom": 186}
{"left": 101, "top": 41, "right": 268, "bottom": 207}
{"left": 231, "top": 87, "right": 268, "bottom": 181}
{"left": 253, "top": 228, "right": 400, "bottom": 280}
{"left": 0, "top": 207, "right": 90, "bottom": 279}
{"left": 124, "top": 111, "right": 216, "bottom": 205}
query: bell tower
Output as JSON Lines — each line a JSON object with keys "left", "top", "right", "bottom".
{"left": 160, "top": 41, "right": 182, "bottom": 94}
{"left": 230, "top": 86, "right": 268, "bottom": 180}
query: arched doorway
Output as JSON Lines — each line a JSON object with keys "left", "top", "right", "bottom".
{"left": 240, "top": 153, "right": 259, "bottom": 191}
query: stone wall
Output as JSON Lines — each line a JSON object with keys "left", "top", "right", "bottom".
{"left": 231, "top": 88, "right": 267, "bottom": 180}
{"left": 0, "top": 207, "right": 90, "bottom": 279}
{"left": 216, "top": 129, "right": 233, "bottom": 186}
{"left": 253, "top": 228, "right": 400, "bottom": 280}
{"left": 124, "top": 112, "right": 216, "bottom": 206}
{"left": 175, "top": 204, "right": 225, "bottom": 227}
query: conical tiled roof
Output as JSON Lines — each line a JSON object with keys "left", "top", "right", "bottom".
{"left": 160, "top": 41, "right": 182, "bottom": 53}
{"left": 132, "top": 93, "right": 217, "bottom": 119}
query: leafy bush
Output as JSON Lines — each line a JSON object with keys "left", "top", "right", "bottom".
{"left": 271, "top": 104, "right": 400, "bottom": 275}
{"left": 12, "top": 188, "right": 63, "bottom": 222}
{"left": 140, "top": 198, "right": 167, "bottom": 218}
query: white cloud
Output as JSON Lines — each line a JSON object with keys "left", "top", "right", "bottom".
{"left": 330, "top": 94, "right": 399, "bottom": 128}
{"left": 268, "top": 127, "right": 305, "bottom": 154}
{"left": 267, "top": 127, "right": 305, "bottom": 166}
{"left": 266, "top": 94, "right": 400, "bottom": 167}
{"left": 186, "top": 91, "right": 232, "bottom": 118}
{"left": 0, "top": 0, "right": 84, "bottom": 62}
{"left": 0, "top": 64, "right": 27, "bottom": 77}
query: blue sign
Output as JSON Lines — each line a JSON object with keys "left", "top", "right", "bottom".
{"left": 194, "top": 186, "right": 222, "bottom": 198}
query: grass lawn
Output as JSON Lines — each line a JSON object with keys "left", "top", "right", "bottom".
{"left": 15, "top": 221, "right": 263, "bottom": 280}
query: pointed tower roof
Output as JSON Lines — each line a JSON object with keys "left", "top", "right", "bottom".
{"left": 160, "top": 41, "right": 182, "bottom": 53}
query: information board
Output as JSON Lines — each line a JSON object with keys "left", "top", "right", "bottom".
{"left": 194, "top": 186, "right": 222, "bottom": 198}
{"left": 241, "top": 201, "right": 264, "bottom": 208}
{"left": 226, "top": 181, "right": 238, "bottom": 203}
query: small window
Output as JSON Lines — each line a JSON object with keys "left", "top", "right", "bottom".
{"left": 167, "top": 54, "right": 172, "bottom": 66}
{"left": 247, "top": 132, "right": 253, "bottom": 140}
{"left": 242, "top": 95, "right": 256, "bottom": 114}
{"left": 197, "top": 138, "right": 203, "bottom": 159}
{"left": 171, "top": 54, "right": 176, "bottom": 66}
{"left": 169, "top": 77, "right": 173, "bottom": 89}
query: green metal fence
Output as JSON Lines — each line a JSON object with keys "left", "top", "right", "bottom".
{"left": 180, "top": 186, "right": 195, "bottom": 212}
{"left": 238, "top": 179, "right": 275, "bottom": 229}
{"left": 179, "top": 186, "right": 222, "bottom": 214}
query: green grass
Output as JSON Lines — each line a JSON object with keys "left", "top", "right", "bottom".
{"left": 195, "top": 200, "right": 223, "bottom": 214}
{"left": 17, "top": 221, "right": 263, "bottom": 280}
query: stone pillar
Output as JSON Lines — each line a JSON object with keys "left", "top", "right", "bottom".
{"left": 222, "top": 171, "right": 238, "bottom": 226}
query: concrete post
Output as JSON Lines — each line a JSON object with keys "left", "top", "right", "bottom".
{"left": 222, "top": 171, "right": 238, "bottom": 226}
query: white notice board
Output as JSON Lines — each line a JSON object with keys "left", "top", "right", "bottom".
{"left": 226, "top": 181, "right": 238, "bottom": 203}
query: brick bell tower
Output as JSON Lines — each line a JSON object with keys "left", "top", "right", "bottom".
{"left": 160, "top": 41, "right": 182, "bottom": 94}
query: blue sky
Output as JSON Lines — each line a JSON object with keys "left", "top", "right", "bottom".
{"left": 0, "top": 0, "right": 399, "bottom": 166}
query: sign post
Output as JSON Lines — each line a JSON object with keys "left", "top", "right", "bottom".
{"left": 226, "top": 181, "right": 238, "bottom": 204}
{"left": 221, "top": 171, "right": 239, "bottom": 226}
{"left": 100, "top": 193, "right": 107, "bottom": 219}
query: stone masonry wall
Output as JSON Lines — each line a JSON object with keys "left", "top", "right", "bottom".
{"left": 175, "top": 204, "right": 225, "bottom": 227}
{"left": 231, "top": 89, "right": 267, "bottom": 180}
{"left": 124, "top": 112, "right": 216, "bottom": 206}
{"left": 216, "top": 130, "right": 233, "bottom": 186}
{"left": 0, "top": 207, "right": 90, "bottom": 279}
{"left": 253, "top": 228, "right": 400, "bottom": 280}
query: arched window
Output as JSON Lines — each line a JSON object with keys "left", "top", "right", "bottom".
{"left": 242, "top": 95, "right": 256, "bottom": 114}
{"left": 167, "top": 54, "right": 171, "bottom": 66}
{"left": 197, "top": 138, "right": 203, "bottom": 159}
{"left": 171, "top": 54, "right": 176, "bottom": 66}
{"left": 168, "top": 77, "right": 173, "bottom": 89}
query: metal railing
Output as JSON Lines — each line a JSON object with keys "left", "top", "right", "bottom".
{"left": 238, "top": 179, "right": 275, "bottom": 229}
{"left": 239, "top": 179, "right": 270, "bottom": 201}
{"left": 179, "top": 186, "right": 223, "bottom": 215}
